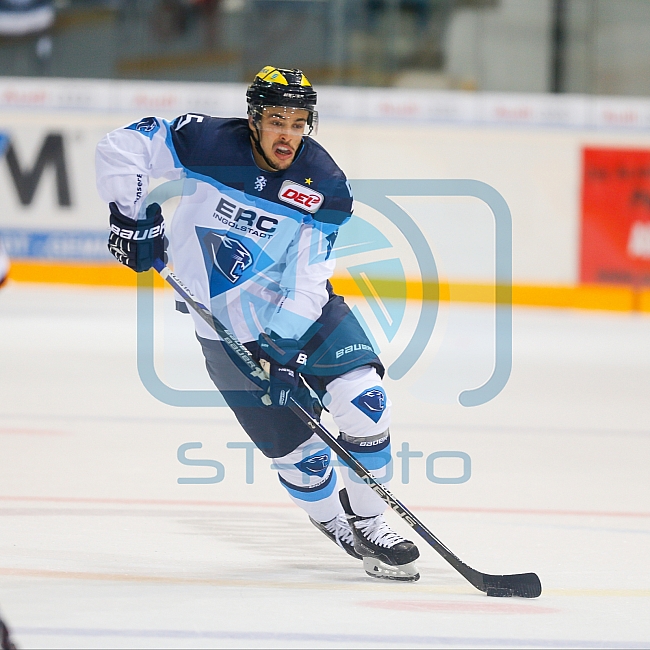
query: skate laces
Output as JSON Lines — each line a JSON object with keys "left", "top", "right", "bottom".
{"left": 354, "top": 515, "right": 406, "bottom": 549}
{"left": 324, "top": 514, "right": 355, "bottom": 547}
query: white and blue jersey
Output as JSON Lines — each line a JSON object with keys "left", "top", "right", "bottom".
{"left": 96, "top": 114, "right": 353, "bottom": 344}
{"left": 97, "top": 112, "right": 393, "bottom": 522}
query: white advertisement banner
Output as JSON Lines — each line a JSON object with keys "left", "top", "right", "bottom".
{"left": 3, "top": 77, "right": 650, "bottom": 129}
{"left": 2, "top": 77, "right": 650, "bottom": 281}
{"left": 0, "top": 112, "right": 146, "bottom": 260}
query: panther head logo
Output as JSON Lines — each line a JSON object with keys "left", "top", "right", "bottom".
{"left": 301, "top": 453, "right": 330, "bottom": 473}
{"left": 295, "top": 451, "right": 330, "bottom": 478}
{"left": 352, "top": 386, "right": 387, "bottom": 422}
{"left": 358, "top": 389, "right": 385, "bottom": 412}
{"left": 204, "top": 232, "right": 253, "bottom": 284}
{"left": 134, "top": 117, "right": 158, "bottom": 132}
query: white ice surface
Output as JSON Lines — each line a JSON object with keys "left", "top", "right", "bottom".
{"left": 0, "top": 283, "right": 649, "bottom": 649}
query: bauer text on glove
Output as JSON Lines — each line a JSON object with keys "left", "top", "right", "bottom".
{"left": 108, "top": 202, "right": 166, "bottom": 272}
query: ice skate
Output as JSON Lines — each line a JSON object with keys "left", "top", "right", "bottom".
{"left": 340, "top": 489, "right": 420, "bottom": 581}
{"left": 351, "top": 514, "right": 420, "bottom": 581}
{"left": 310, "top": 513, "right": 362, "bottom": 560}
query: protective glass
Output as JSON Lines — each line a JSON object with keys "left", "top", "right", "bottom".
{"left": 254, "top": 106, "right": 319, "bottom": 137}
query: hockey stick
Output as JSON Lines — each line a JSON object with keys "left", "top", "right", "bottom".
{"left": 153, "top": 260, "right": 542, "bottom": 598}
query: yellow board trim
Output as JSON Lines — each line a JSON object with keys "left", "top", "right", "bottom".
{"left": 7, "top": 261, "right": 166, "bottom": 288}
{"left": 329, "top": 277, "right": 642, "bottom": 312}
{"left": 5, "top": 262, "right": 650, "bottom": 312}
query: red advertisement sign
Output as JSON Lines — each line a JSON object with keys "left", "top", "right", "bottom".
{"left": 580, "top": 147, "right": 650, "bottom": 285}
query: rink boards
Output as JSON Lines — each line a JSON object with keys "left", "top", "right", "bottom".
{"left": 2, "top": 79, "right": 650, "bottom": 311}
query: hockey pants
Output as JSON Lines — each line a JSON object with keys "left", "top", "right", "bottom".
{"left": 199, "top": 337, "right": 391, "bottom": 522}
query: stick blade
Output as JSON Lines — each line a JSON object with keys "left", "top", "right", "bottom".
{"left": 483, "top": 572, "right": 542, "bottom": 598}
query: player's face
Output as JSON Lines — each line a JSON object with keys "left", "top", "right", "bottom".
{"left": 250, "top": 107, "right": 310, "bottom": 171}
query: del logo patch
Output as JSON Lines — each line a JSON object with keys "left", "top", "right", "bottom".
{"left": 278, "top": 180, "right": 323, "bottom": 213}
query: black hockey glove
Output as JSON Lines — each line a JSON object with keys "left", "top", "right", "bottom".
{"left": 108, "top": 202, "right": 166, "bottom": 272}
{"left": 258, "top": 332, "right": 308, "bottom": 407}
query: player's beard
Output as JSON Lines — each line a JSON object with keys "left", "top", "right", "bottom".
{"left": 266, "top": 139, "right": 296, "bottom": 170}
{"left": 251, "top": 130, "right": 299, "bottom": 171}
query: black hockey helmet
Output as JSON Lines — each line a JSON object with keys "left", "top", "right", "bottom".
{"left": 247, "top": 66, "right": 318, "bottom": 136}
{"left": 247, "top": 66, "right": 317, "bottom": 111}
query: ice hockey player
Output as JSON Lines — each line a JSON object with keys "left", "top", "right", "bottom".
{"left": 96, "top": 66, "right": 420, "bottom": 581}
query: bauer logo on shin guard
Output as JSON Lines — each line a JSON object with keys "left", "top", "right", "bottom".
{"left": 351, "top": 387, "right": 386, "bottom": 423}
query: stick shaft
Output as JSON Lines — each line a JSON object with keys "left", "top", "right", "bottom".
{"left": 155, "top": 262, "right": 470, "bottom": 575}
{"left": 152, "top": 261, "right": 540, "bottom": 597}
{"left": 153, "top": 259, "right": 267, "bottom": 382}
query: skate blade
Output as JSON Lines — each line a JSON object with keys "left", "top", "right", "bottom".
{"left": 363, "top": 556, "right": 420, "bottom": 582}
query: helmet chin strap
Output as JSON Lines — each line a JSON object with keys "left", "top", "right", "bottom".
{"left": 251, "top": 124, "right": 281, "bottom": 171}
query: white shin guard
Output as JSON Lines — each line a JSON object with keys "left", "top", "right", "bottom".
{"left": 324, "top": 366, "right": 392, "bottom": 518}
{"left": 272, "top": 433, "right": 343, "bottom": 523}
{"left": 274, "top": 366, "right": 393, "bottom": 522}
{"left": 339, "top": 429, "right": 392, "bottom": 517}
